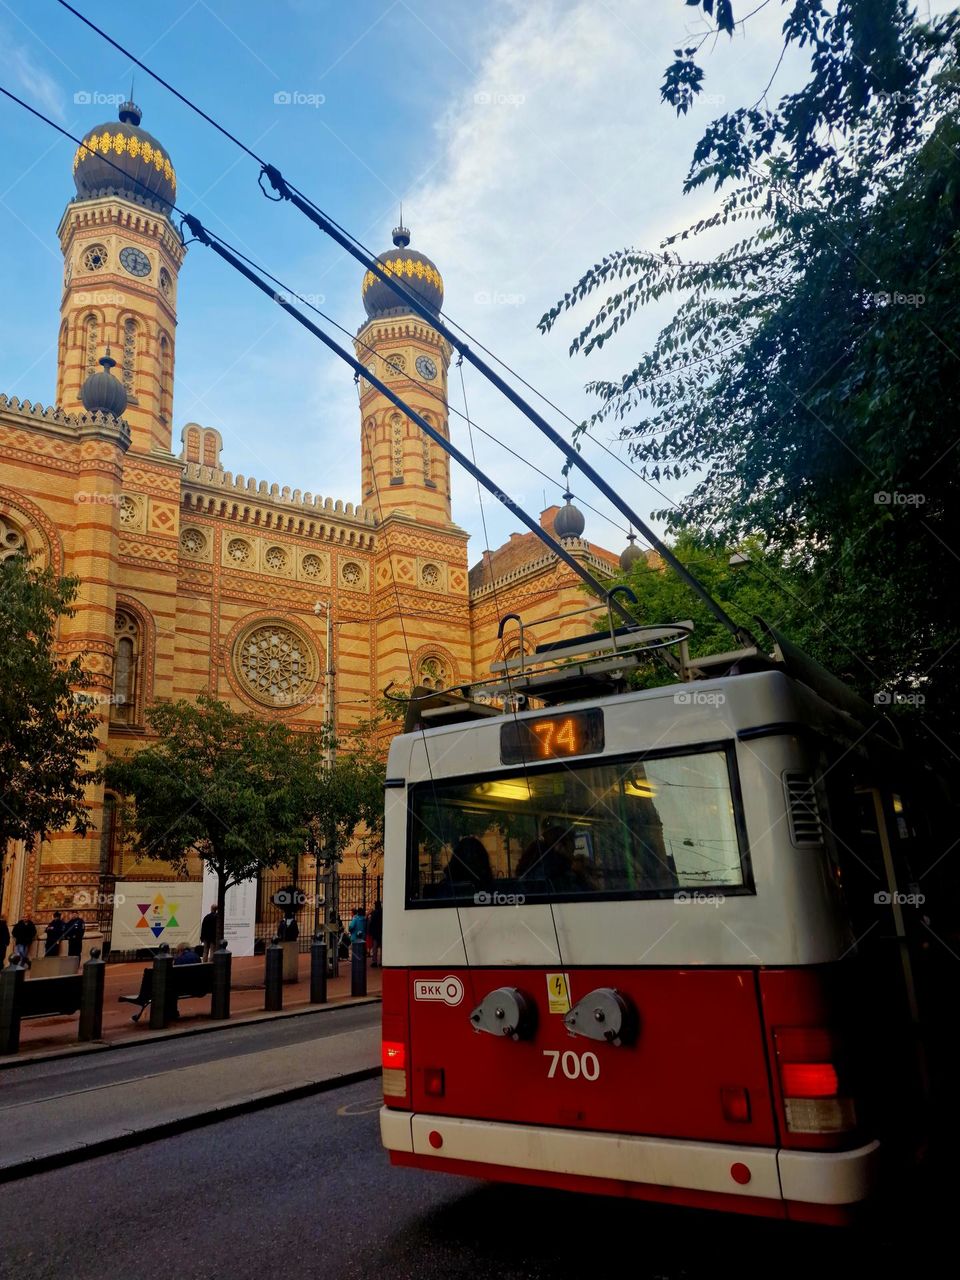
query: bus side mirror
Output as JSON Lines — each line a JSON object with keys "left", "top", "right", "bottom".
{"left": 470, "top": 987, "right": 537, "bottom": 1041}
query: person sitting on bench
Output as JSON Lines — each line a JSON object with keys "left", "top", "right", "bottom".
{"left": 173, "top": 942, "right": 201, "bottom": 965}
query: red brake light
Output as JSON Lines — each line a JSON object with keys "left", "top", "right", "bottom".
{"left": 780, "top": 1062, "right": 839, "bottom": 1098}
{"left": 382, "top": 1040, "right": 406, "bottom": 1069}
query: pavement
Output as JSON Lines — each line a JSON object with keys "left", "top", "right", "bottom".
{"left": 2, "top": 951, "right": 382, "bottom": 1065}
{"left": 0, "top": 1001, "right": 381, "bottom": 1182}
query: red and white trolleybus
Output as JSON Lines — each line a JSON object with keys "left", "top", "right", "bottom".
{"left": 379, "top": 612, "right": 940, "bottom": 1225}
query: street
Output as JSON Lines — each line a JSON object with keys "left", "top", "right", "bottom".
{"left": 0, "top": 1070, "right": 947, "bottom": 1280}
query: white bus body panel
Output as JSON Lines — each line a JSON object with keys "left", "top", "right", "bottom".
{"left": 384, "top": 672, "right": 855, "bottom": 969}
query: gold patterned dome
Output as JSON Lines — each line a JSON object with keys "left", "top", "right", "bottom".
{"left": 362, "top": 223, "right": 443, "bottom": 319}
{"left": 73, "top": 101, "right": 176, "bottom": 216}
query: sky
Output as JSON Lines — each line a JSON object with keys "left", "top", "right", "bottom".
{"left": 0, "top": 0, "right": 895, "bottom": 562}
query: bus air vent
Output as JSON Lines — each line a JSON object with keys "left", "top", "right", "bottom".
{"left": 784, "top": 773, "right": 823, "bottom": 846}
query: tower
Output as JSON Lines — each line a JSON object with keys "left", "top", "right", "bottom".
{"left": 355, "top": 222, "right": 472, "bottom": 697}
{"left": 355, "top": 221, "right": 452, "bottom": 524}
{"left": 56, "top": 99, "right": 185, "bottom": 456}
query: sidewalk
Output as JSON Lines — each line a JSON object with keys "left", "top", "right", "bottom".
{"left": 3, "top": 952, "right": 382, "bottom": 1065}
{"left": 0, "top": 1010, "right": 381, "bottom": 1180}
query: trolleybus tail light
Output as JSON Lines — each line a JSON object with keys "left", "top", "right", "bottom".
{"left": 382, "top": 1039, "right": 408, "bottom": 1099}
{"left": 774, "top": 1026, "right": 856, "bottom": 1135}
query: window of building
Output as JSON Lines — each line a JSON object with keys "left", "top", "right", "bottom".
{"left": 235, "top": 623, "right": 316, "bottom": 708}
{"left": 121, "top": 317, "right": 139, "bottom": 403}
{"left": 112, "top": 610, "right": 139, "bottom": 724}
{"left": 84, "top": 314, "right": 99, "bottom": 376}
{"left": 0, "top": 517, "right": 26, "bottom": 564}
{"left": 418, "top": 656, "right": 447, "bottom": 689}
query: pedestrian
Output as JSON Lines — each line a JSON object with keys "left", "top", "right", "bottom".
{"left": 62, "top": 911, "right": 86, "bottom": 958}
{"left": 348, "top": 908, "right": 366, "bottom": 954}
{"left": 44, "top": 910, "right": 66, "bottom": 957}
{"left": 0, "top": 917, "right": 9, "bottom": 969}
{"left": 12, "top": 914, "right": 37, "bottom": 965}
{"left": 368, "top": 899, "right": 383, "bottom": 967}
{"left": 173, "top": 941, "right": 201, "bottom": 965}
{"left": 199, "top": 903, "right": 219, "bottom": 962}
{"left": 277, "top": 908, "right": 299, "bottom": 943}
{"left": 336, "top": 915, "right": 350, "bottom": 961}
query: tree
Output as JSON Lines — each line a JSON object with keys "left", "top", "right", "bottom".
{"left": 541, "top": 5, "right": 960, "bottom": 747}
{"left": 105, "top": 695, "right": 325, "bottom": 926}
{"left": 0, "top": 556, "right": 101, "bottom": 901}
{"left": 308, "top": 723, "right": 387, "bottom": 872}
{"left": 613, "top": 531, "right": 817, "bottom": 686}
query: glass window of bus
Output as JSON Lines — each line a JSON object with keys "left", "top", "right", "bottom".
{"left": 407, "top": 746, "right": 749, "bottom": 905}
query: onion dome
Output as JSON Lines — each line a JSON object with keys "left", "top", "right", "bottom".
{"left": 620, "top": 531, "right": 643, "bottom": 572}
{"left": 81, "top": 351, "right": 128, "bottom": 418}
{"left": 554, "top": 492, "right": 585, "bottom": 540}
{"left": 73, "top": 101, "right": 176, "bottom": 215}
{"left": 362, "top": 223, "right": 443, "bottom": 319}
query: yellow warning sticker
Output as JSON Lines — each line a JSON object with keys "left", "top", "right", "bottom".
{"left": 546, "top": 972, "right": 571, "bottom": 1014}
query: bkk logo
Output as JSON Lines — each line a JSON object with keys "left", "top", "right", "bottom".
{"left": 413, "top": 976, "right": 465, "bottom": 1007}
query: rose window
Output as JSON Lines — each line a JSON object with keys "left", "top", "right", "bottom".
{"left": 236, "top": 624, "right": 315, "bottom": 707}
{"left": 302, "top": 554, "right": 322, "bottom": 579}
{"left": 421, "top": 563, "right": 440, "bottom": 586}
{"left": 0, "top": 518, "right": 27, "bottom": 563}
{"left": 418, "top": 657, "right": 447, "bottom": 690}
{"left": 118, "top": 495, "right": 138, "bottom": 525}
{"left": 227, "top": 538, "right": 250, "bottom": 564}
{"left": 341, "top": 561, "right": 362, "bottom": 585}
{"left": 180, "top": 528, "right": 206, "bottom": 556}
{"left": 264, "top": 546, "right": 287, "bottom": 571}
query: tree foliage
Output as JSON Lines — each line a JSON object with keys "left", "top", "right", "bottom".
{"left": 105, "top": 695, "right": 326, "bottom": 923}
{"left": 0, "top": 556, "right": 101, "bottom": 862}
{"left": 542, "top": 4, "right": 960, "bottom": 745}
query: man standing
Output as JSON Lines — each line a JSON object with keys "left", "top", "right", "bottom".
{"left": 199, "top": 903, "right": 219, "bottom": 962}
{"left": 368, "top": 899, "right": 383, "bottom": 968}
{"left": 63, "top": 911, "right": 86, "bottom": 958}
{"left": 44, "top": 911, "right": 66, "bottom": 957}
{"left": 12, "top": 914, "right": 37, "bottom": 965}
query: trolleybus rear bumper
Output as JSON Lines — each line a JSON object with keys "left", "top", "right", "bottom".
{"left": 381, "top": 1107, "right": 880, "bottom": 1223}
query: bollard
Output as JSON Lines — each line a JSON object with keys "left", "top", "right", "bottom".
{"left": 310, "top": 934, "right": 327, "bottom": 1005}
{"left": 212, "top": 942, "right": 231, "bottom": 1020}
{"left": 0, "top": 962, "right": 25, "bottom": 1055}
{"left": 264, "top": 937, "right": 283, "bottom": 1012}
{"left": 150, "top": 946, "right": 175, "bottom": 1030}
{"left": 78, "top": 948, "right": 105, "bottom": 1042}
{"left": 351, "top": 941, "right": 367, "bottom": 997}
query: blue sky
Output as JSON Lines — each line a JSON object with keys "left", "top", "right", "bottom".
{"left": 0, "top": 0, "right": 874, "bottom": 560}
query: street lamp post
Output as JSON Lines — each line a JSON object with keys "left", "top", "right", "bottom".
{"left": 313, "top": 599, "right": 338, "bottom": 975}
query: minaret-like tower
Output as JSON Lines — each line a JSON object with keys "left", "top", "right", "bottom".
{"left": 356, "top": 222, "right": 472, "bottom": 697}
{"left": 56, "top": 99, "right": 185, "bottom": 456}
{"left": 355, "top": 221, "right": 452, "bottom": 524}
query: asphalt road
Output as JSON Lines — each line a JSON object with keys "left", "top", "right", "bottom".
{"left": 0, "top": 1076, "right": 947, "bottom": 1280}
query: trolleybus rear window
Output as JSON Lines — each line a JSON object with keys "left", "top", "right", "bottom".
{"left": 407, "top": 745, "right": 750, "bottom": 906}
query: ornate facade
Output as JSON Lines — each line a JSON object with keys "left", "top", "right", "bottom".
{"left": 0, "top": 102, "right": 627, "bottom": 925}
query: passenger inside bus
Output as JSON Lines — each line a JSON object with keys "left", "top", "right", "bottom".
{"left": 442, "top": 836, "right": 494, "bottom": 895}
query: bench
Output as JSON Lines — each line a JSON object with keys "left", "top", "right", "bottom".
{"left": 119, "top": 962, "right": 216, "bottom": 1023}
{"left": 19, "top": 973, "right": 82, "bottom": 1019}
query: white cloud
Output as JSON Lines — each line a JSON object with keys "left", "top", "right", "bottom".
{"left": 10, "top": 44, "right": 66, "bottom": 124}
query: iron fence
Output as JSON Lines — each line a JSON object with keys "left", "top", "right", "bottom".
{"left": 255, "top": 868, "right": 382, "bottom": 953}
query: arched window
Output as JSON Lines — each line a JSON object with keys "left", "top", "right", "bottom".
{"left": 420, "top": 413, "right": 432, "bottom": 484}
{"left": 84, "top": 314, "right": 99, "bottom": 376}
{"left": 391, "top": 412, "right": 404, "bottom": 480}
{"left": 418, "top": 655, "right": 447, "bottom": 690}
{"left": 121, "top": 317, "right": 139, "bottom": 403}
{"left": 56, "top": 320, "right": 68, "bottom": 404}
{"left": 112, "top": 610, "right": 139, "bottom": 723}
{"left": 158, "top": 333, "right": 172, "bottom": 425}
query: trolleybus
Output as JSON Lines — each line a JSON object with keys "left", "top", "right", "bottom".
{"left": 379, "top": 611, "right": 945, "bottom": 1224}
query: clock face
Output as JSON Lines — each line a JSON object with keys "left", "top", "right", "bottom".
{"left": 119, "top": 246, "right": 151, "bottom": 278}
{"left": 416, "top": 354, "right": 438, "bottom": 380}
